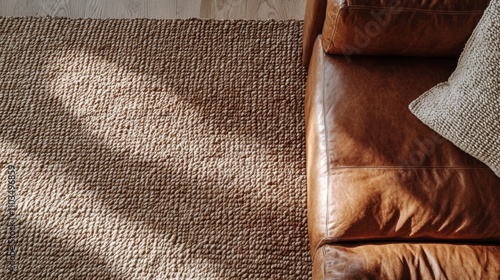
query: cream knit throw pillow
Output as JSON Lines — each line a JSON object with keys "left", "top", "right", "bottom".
{"left": 409, "top": 0, "right": 500, "bottom": 177}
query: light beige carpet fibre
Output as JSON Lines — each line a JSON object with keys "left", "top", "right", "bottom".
{"left": 0, "top": 18, "right": 309, "bottom": 279}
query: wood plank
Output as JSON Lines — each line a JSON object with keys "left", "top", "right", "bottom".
{"left": 102, "top": 0, "right": 147, "bottom": 19}
{"left": 246, "top": 0, "right": 286, "bottom": 19}
{"left": 148, "top": 0, "right": 177, "bottom": 19}
{"left": 200, "top": 0, "right": 247, "bottom": 19}
{"left": 84, "top": 0, "right": 176, "bottom": 19}
{"left": 176, "top": 0, "right": 202, "bottom": 19}
{"left": 0, "top": 0, "right": 16, "bottom": 17}
{"left": 11, "top": 0, "right": 45, "bottom": 17}
{"left": 84, "top": 0, "right": 106, "bottom": 18}
{"left": 247, "top": 0, "right": 305, "bottom": 20}
{"left": 287, "top": 0, "right": 306, "bottom": 20}
{"left": 0, "top": 0, "right": 305, "bottom": 19}
{"left": 26, "top": 0, "right": 79, "bottom": 17}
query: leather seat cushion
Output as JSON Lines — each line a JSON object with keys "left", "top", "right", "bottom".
{"left": 305, "top": 36, "right": 500, "bottom": 256}
{"left": 312, "top": 243, "right": 500, "bottom": 280}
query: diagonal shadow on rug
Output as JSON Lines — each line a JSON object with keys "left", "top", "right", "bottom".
{"left": 0, "top": 18, "right": 309, "bottom": 279}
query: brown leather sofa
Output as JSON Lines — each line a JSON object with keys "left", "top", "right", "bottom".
{"left": 303, "top": 0, "right": 500, "bottom": 279}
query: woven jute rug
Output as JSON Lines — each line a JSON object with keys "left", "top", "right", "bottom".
{"left": 0, "top": 17, "right": 309, "bottom": 279}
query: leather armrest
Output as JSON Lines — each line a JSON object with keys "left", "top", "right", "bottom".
{"left": 303, "top": 0, "right": 327, "bottom": 66}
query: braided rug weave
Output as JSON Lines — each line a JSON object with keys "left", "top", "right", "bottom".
{"left": 0, "top": 18, "right": 309, "bottom": 279}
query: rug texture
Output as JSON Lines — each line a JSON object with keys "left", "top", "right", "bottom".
{"left": 0, "top": 18, "right": 309, "bottom": 279}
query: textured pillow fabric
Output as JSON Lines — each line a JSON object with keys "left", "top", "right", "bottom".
{"left": 409, "top": 0, "right": 500, "bottom": 177}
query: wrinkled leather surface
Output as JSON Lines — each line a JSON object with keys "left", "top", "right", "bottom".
{"left": 303, "top": 0, "right": 328, "bottom": 66}
{"left": 305, "top": 37, "right": 500, "bottom": 256}
{"left": 322, "top": 0, "right": 489, "bottom": 56}
{"left": 313, "top": 243, "right": 500, "bottom": 280}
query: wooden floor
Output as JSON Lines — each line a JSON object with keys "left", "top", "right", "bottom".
{"left": 0, "top": 0, "right": 306, "bottom": 19}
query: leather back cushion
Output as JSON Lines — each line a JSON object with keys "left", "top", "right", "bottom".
{"left": 322, "top": 0, "right": 489, "bottom": 57}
